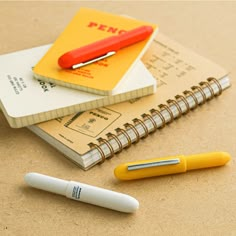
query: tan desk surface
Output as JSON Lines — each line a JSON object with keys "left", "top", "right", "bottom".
{"left": 0, "top": 2, "right": 236, "bottom": 235}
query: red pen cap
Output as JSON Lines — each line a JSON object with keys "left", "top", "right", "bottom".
{"left": 118, "top": 25, "right": 153, "bottom": 48}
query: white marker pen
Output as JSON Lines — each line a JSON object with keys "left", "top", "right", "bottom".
{"left": 24, "top": 172, "right": 139, "bottom": 213}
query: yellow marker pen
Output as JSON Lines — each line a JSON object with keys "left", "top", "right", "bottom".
{"left": 114, "top": 152, "right": 231, "bottom": 180}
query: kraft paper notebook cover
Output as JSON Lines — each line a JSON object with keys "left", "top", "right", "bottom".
{"left": 0, "top": 45, "right": 156, "bottom": 128}
{"left": 29, "top": 33, "right": 231, "bottom": 170}
{"left": 33, "top": 8, "right": 158, "bottom": 96}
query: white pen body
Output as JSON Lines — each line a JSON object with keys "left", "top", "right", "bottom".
{"left": 66, "top": 181, "right": 139, "bottom": 213}
{"left": 24, "top": 173, "right": 139, "bottom": 213}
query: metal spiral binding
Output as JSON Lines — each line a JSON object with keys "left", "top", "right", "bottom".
{"left": 167, "top": 99, "right": 182, "bottom": 118}
{"left": 133, "top": 118, "right": 149, "bottom": 138}
{"left": 89, "top": 77, "right": 223, "bottom": 164}
{"left": 124, "top": 123, "right": 141, "bottom": 143}
{"left": 115, "top": 128, "right": 132, "bottom": 148}
{"left": 191, "top": 85, "right": 207, "bottom": 104}
{"left": 159, "top": 104, "right": 174, "bottom": 123}
{"left": 106, "top": 132, "right": 123, "bottom": 154}
{"left": 199, "top": 81, "right": 214, "bottom": 100}
{"left": 150, "top": 108, "right": 166, "bottom": 128}
{"left": 97, "top": 137, "right": 114, "bottom": 159}
{"left": 174, "top": 94, "right": 190, "bottom": 114}
{"left": 141, "top": 113, "right": 158, "bottom": 133}
{"left": 183, "top": 90, "right": 199, "bottom": 109}
{"left": 208, "top": 77, "right": 222, "bottom": 95}
{"left": 88, "top": 142, "right": 106, "bottom": 163}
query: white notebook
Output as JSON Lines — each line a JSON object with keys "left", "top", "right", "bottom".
{"left": 0, "top": 45, "right": 156, "bottom": 128}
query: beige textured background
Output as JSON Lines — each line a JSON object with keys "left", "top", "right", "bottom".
{"left": 0, "top": 1, "right": 236, "bottom": 235}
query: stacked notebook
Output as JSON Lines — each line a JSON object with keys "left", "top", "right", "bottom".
{"left": 33, "top": 8, "right": 158, "bottom": 96}
{"left": 0, "top": 8, "right": 231, "bottom": 170}
{"left": 0, "top": 8, "right": 158, "bottom": 128}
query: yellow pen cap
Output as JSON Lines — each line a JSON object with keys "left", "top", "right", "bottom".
{"left": 185, "top": 151, "right": 231, "bottom": 170}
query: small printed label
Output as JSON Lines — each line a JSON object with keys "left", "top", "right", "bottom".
{"left": 37, "top": 79, "right": 56, "bottom": 92}
{"left": 66, "top": 68, "right": 94, "bottom": 79}
{"left": 72, "top": 186, "right": 82, "bottom": 200}
{"left": 64, "top": 107, "right": 121, "bottom": 137}
{"left": 142, "top": 38, "right": 196, "bottom": 88}
{"left": 7, "top": 75, "right": 27, "bottom": 95}
{"left": 6, "top": 75, "right": 57, "bottom": 95}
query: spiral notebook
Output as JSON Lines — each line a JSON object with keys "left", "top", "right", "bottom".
{"left": 28, "top": 33, "right": 231, "bottom": 170}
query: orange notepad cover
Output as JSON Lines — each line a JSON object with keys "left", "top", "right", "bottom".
{"left": 33, "top": 8, "right": 158, "bottom": 95}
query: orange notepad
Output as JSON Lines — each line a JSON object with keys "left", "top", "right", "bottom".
{"left": 33, "top": 8, "right": 158, "bottom": 95}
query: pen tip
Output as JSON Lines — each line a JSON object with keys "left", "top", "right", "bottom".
{"left": 24, "top": 172, "right": 38, "bottom": 186}
{"left": 220, "top": 152, "right": 231, "bottom": 164}
{"left": 58, "top": 53, "right": 73, "bottom": 69}
{"left": 123, "top": 196, "right": 139, "bottom": 213}
{"left": 144, "top": 25, "right": 153, "bottom": 34}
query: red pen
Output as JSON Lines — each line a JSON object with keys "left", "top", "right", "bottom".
{"left": 58, "top": 25, "right": 153, "bottom": 69}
